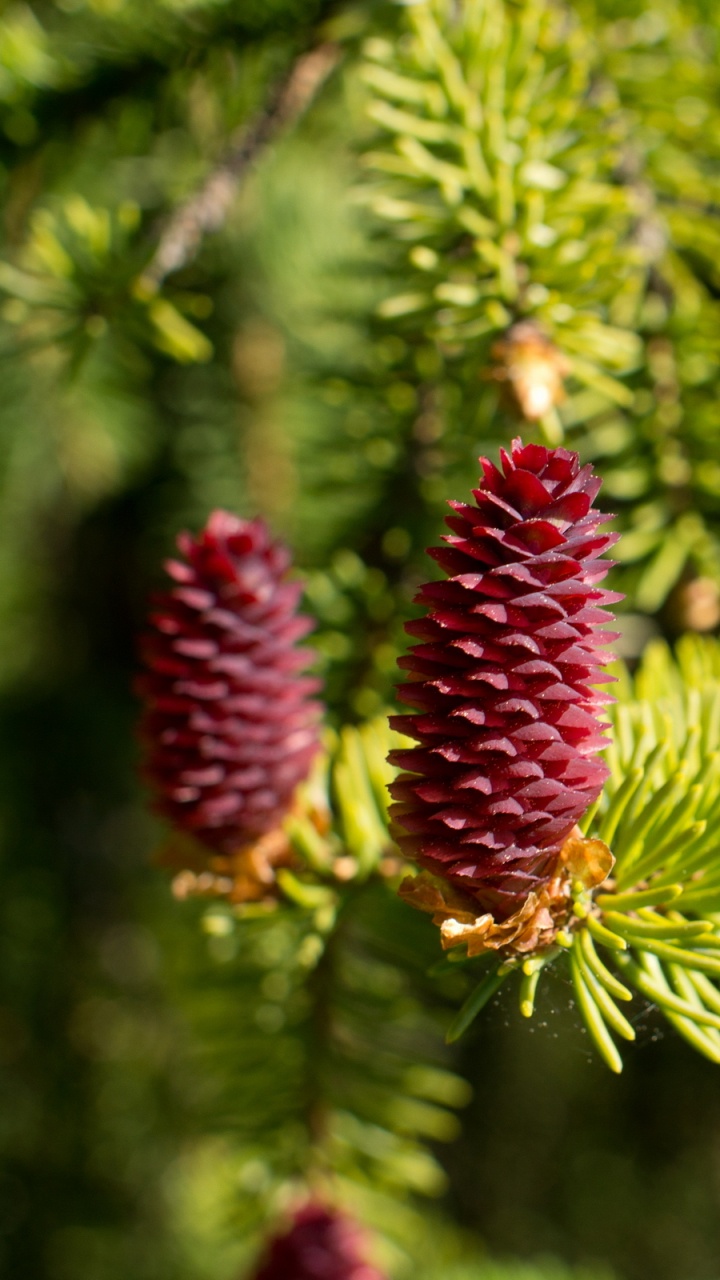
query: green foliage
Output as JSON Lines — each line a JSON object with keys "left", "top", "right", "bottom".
{"left": 0, "top": 194, "right": 215, "bottom": 365}
{"left": 561, "top": 4, "right": 720, "bottom": 611}
{"left": 0, "top": 0, "right": 330, "bottom": 133}
{"left": 356, "top": 0, "right": 720, "bottom": 617}
{"left": 361, "top": 0, "right": 644, "bottom": 425}
{"left": 148, "top": 718, "right": 471, "bottom": 1274}
{"left": 170, "top": 882, "right": 470, "bottom": 1274}
{"left": 7, "top": 1, "right": 720, "bottom": 1278}
{"left": 421, "top": 1265, "right": 616, "bottom": 1280}
{"left": 572, "top": 636, "right": 720, "bottom": 1068}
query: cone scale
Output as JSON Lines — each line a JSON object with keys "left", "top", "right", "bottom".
{"left": 137, "top": 512, "right": 322, "bottom": 860}
{"left": 389, "top": 439, "right": 621, "bottom": 921}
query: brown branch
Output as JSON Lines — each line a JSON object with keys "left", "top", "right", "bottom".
{"left": 139, "top": 41, "right": 341, "bottom": 291}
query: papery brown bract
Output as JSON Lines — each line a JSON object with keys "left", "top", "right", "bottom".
{"left": 252, "top": 1203, "right": 386, "bottom": 1280}
{"left": 137, "top": 511, "right": 322, "bottom": 856}
{"left": 389, "top": 439, "right": 620, "bottom": 919}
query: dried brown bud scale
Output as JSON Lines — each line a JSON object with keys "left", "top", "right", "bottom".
{"left": 488, "top": 322, "right": 570, "bottom": 421}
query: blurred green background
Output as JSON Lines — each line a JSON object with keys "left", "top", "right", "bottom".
{"left": 2, "top": 2, "right": 720, "bottom": 1278}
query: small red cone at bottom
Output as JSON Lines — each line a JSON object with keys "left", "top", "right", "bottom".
{"left": 252, "top": 1203, "right": 387, "bottom": 1280}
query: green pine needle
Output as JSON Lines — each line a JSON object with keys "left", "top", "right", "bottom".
{"left": 446, "top": 965, "right": 509, "bottom": 1044}
{"left": 570, "top": 951, "right": 623, "bottom": 1074}
{"left": 361, "top": 0, "right": 644, "bottom": 416}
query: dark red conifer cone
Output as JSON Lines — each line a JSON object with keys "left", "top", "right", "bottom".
{"left": 389, "top": 438, "right": 621, "bottom": 920}
{"left": 252, "top": 1203, "right": 386, "bottom": 1280}
{"left": 137, "top": 511, "right": 322, "bottom": 855}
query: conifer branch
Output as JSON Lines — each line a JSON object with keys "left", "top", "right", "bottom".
{"left": 139, "top": 41, "right": 341, "bottom": 291}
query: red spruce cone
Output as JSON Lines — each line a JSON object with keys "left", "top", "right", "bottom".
{"left": 253, "top": 1203, "right": 386, "bottom": 1280}
{"left": 389, "top": 439, "right": 621, "bottom": 919}
{"left": 137, "top": 511, "right": 322, "bottom": 856}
